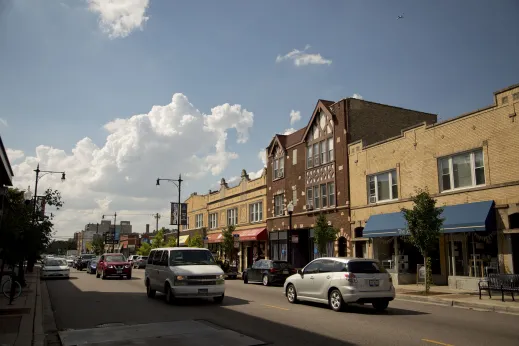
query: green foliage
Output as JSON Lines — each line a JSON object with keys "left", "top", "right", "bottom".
{"left": 91, "top": 236, "right": 105, "bottom": 255}
{"left": 187, "top": 233, "right": 204, "bottom": 248}
{"left": 401, "top": 188, "right": 444, "bottom": 293}
{"left": 221, "top": 225, "right": 237, "bottom": 262}
{"left": 137, "top": 242, "right": 152, "bottom": 256}
{"left": 313, "top": 213, "right": 339, "bottom": 257}
{"left": 151, "top": 229, "right": 166, "bottom": 248}
{"left": 166, "top": 236, "right": 177, "bottom": 247}
{"left": 46, "top": 239, "right": 76, "bottom": 255}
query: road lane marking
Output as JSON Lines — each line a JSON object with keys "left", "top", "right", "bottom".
{"left": 422, "top": 339, "right": 454, "bottom": 346}
{"left": 262, "top": 304, "right": 289, "bottom": 311}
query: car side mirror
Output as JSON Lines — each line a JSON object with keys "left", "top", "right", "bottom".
{"left": 298, "top": 269, "right": 303, "bottom": 276}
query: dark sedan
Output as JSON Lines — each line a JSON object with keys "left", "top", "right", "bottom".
{"left": 75, "top": 254, "right": 96, "bottom": 271}
{"left": 243, "top": 260, "right": 296, "bottom": 286}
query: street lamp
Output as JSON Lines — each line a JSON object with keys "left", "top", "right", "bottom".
{"left": 33, "top": 164, "right": 66, "bottom": 217}
{"left": 156, "top": 174, "right": 183, "bottom": 247}
{"left": 102, "top": 212, "right": 117, "bottom": 252}
{"left": 287, "top": 201, "right": 294, "bottom": 265}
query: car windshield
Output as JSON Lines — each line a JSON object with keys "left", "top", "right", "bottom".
{"left": 347, "top": 261, "right": 386, "bottom": 274}
{"left": 46, "top": 259, "right": 67, "bottom": 266}
{"left": 105, "top": 255, "right": 126, "bottom": 262}
{"left": 169, "top": 250, "right": 215, "bottom": 266}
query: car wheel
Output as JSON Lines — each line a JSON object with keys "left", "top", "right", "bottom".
{"left": 146, "top": 280, "right": 156, "bottom": 298}
{"left": 262, "top": 274, "right": 269, "bottom": 286}
{"left": 213, "top": 294, "right": 224, "bottom": 304}
{"left": 372, "top": 300, "right": 389, "bottom": 312}
{"left": 286, "top": 284, "right": 298, "bottom": 304}
{"left": 243, "top": 274, "right": 248, "bottom": 284}
{"left": 101, "top": 270, "right": 106, "bottom": 280}
{"left": 165, "top": 283, "right": 176, "bottom": 304}
{"left": 96, "top": 271, "right": 100, "bottom": 278}
{"left": 329, "top": 289, "right": 344, "bottom": 312}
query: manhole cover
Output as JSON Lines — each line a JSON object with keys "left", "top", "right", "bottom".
{"left": 96, "top": 323, "right": 126, "bottom": 328}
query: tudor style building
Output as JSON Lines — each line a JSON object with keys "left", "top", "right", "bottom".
{"left": 266, "top": 98, "right": 437, "bottom": 268}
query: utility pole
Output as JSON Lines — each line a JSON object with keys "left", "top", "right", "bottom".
{"left": 154, "top": 213, "right": 161, "bottom": 233}
{"left": 156, "top": 174, "right": 183, "bottom": 247}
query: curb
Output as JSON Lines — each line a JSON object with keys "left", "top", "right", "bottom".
{"left": 33, "top": 268, "right": 45, "bottom": 346}
{"left": 41, "top": 279, "right": 61, "bottom": 345}
{"left": 13, "top": 270, "right": 38, "bottom": 346}
{"left": 396, "top": 294, "right": 519, "bottom": 314}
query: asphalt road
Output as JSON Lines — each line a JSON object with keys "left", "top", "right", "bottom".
{"left": 45, "top": 268, "right": 519, "bottom": 346}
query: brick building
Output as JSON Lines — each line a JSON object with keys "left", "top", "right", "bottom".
{"left": 266, "top": 98, "right": 436, "bottom": 268}
{"left": 349, "top": 83, "right": 519, "bottom": 290}
{"left": 182, "top": 169, "right": 268, "bottom": 272}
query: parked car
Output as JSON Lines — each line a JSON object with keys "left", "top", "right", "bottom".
{"left": 86, "top": 257, "right": 99, "bottom": 274}
{"left": 283, "top": 258, "right": 395, "bottom": 312}
{"left": 96, "top": 253, "right": 132, "bottom": 279}
{"left": 243, "top": 260, "right": 296, "bottom": 286}
{"left": 65, "top": 257, "right": 74, "bottom": 267}
{"left": 75, "top": 254, "right": 96, "bottom": 271}
{"left": 41, "top": 258, "right": 70, "bottom": 279}
{"left": 127, "top": 255, "right": 140, "bottom": 266}
{"left": 144, "top": 247, "right": 225, "bottom": 304}
{"left": 133, "top": 256, "right": 148, "bottom": 269}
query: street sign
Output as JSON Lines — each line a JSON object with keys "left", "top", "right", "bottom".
{"left": 170, "top": 203, "right": 188, "bottom": 225}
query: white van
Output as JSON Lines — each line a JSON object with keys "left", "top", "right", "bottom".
{"left": 144, "top": 247, "right": 225, "bottom": 304}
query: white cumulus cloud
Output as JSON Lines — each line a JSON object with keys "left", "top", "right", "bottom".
{"left": 88, "top": 0, "right": 150, "bottom": 39}
{"left": 10, "top": 93, "right": 254, "bottom": 239}
{"left": 352, "top": 93, "right": 363, "bottom": 100}
{"left": 276, "top": 45, "right": 332, "bottom": 67}
{"left": 283, "top": 128, "right": 296, "bottom": 135}
{"left": 289, "top": 110, "right": 301, "bottom": 125}
{"left": 6, "top": 149, "right": 24, "bottom": 162}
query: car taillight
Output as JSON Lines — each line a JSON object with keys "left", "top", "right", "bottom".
{"left": 344, "top": 272, "right": 357, "bottom": 283}
{"left": 269, "top": 268, "right": 277, "bottom": 273}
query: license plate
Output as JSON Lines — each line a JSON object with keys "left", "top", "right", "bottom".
{"left": 117, "top": 269, "right": 122, "bottom": 274}
{"left": 368, "top": 279, "right": 379, "bottom": 287}
{"left": 198, "top": 289, "right": 208, "bottom": 295}
{"left": 283, "top": 270, "right": 289, "bottom": 274}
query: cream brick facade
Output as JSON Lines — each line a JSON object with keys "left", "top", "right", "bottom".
{"left": 348, "top": 83, "right": 519, "bottom": 281}
{"left": 182, "top": 169, "right": 268, "bottom": 271}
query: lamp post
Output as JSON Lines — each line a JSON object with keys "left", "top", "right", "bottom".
{"left": 287, "top": 201, "right": 294, "bottom": 265}
{"left": 102, "top": 212, "right": 117, "bottom": 252}
{"left": 33, "top": 164, "right": 66, "bottom": 217}
{"left": 156, "top": 175, "right": 183, "bottom": 247}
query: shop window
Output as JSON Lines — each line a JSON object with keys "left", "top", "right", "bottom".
{"left": 249, "top": 202, "right": 263, "bottom": 222}
{"left": 209, "top": 213, "right": 218, "bottom": 229}
{"left": 368, "top": 170, "right": 398, "bottom": 204}
{"left": 438, "top": 149, "right": 485, "bottom": 192}
{"left": 274, "top": 194, "right": 284, "bottom": 216}
{"left": 227, "top": 208, "right": 238, "bottom": 226}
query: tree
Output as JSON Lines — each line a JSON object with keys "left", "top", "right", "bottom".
{"left": 313, "top": 213, "right": 339, "bottom": 257}
{"left": 187, "top": 233, "right": 204, "bottom": 248}
{"left": 165, "top": 236, "right": 177, "bottom": 247}
{"left": 221, "top": 225, "right": 237, "bottom": 265}
{"left": 137, "top": 242, "right": 151, "bottom": 256}
{"left": 151, "top": 229, "right": 165, "bottom": 249}
{"left": 401, "top": 188, "right": 444, "bottom": 294}
{"left": 91, "top": 236, "right": 105, "bottom": 255}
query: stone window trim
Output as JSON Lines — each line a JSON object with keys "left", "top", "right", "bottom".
{"left": 367, "top": 169, "right": 398, "bottom": 204}
{"left": 438, "top": 148, "right": 486, "bottom": 193}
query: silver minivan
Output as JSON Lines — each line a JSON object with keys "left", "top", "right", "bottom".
{"left": 144, "top": 247, "right": 225, "bottom": 304}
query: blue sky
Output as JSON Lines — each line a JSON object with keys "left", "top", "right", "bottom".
{"left": 1, "top": 0, "right": 518, "bottom": 237}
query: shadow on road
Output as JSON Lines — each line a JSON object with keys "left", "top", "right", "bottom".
{"left": 45, "top": 279, "right": 360, "bottom": 345}
{"left": 299, "top": 301, "right": 428, "bottom": 316}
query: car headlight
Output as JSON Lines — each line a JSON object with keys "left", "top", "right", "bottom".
{"left": 174, "top": 275, "right": 187, "bottom": 286}
{"left": 216, "top": 274, "right": 224, "bottom": 280}
{"left": 124, "top": 265, "right": 130, "bottom": 269}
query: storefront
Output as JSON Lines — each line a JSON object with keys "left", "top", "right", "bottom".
{"left": 234, "top": 228, "right": 267, "bottom": 272}
{"left": 362, "top": 200, "right": 496, "bottom": 290}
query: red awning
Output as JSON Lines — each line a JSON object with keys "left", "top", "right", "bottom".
{"left": 233, "top": 228, "right": 267, "bottom": 242}
{"left": 205, "top": 233, "right": 223, "bottom": 243}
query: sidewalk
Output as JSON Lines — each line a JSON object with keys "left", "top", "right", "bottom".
{"left": 0, "top": 267, "right": 45, "bottom": 346}
{"left": 395, "top": 284, "right": 519, "bottom": 314}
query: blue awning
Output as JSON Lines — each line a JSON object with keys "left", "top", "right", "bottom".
{"left": 363, "top": 200, "right": 494, "bottom": 238}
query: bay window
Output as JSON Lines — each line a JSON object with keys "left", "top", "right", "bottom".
{"left": 439, "top": 149, "right": 485, "bottom": 192}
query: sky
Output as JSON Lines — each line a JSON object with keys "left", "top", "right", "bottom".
{"left": 1, "top": 0, "right": 518, "bottom": 240}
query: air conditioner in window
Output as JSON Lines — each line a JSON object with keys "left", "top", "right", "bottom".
{"left": 278, "top": 168, "right": 284, "bottom": 178}
{"left": 306, "top": 204, "right": 314, "bottom": 211}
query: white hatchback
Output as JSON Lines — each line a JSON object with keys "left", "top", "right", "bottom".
{"left": 283, "top": 257, "right": 395, "bottom": 312}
